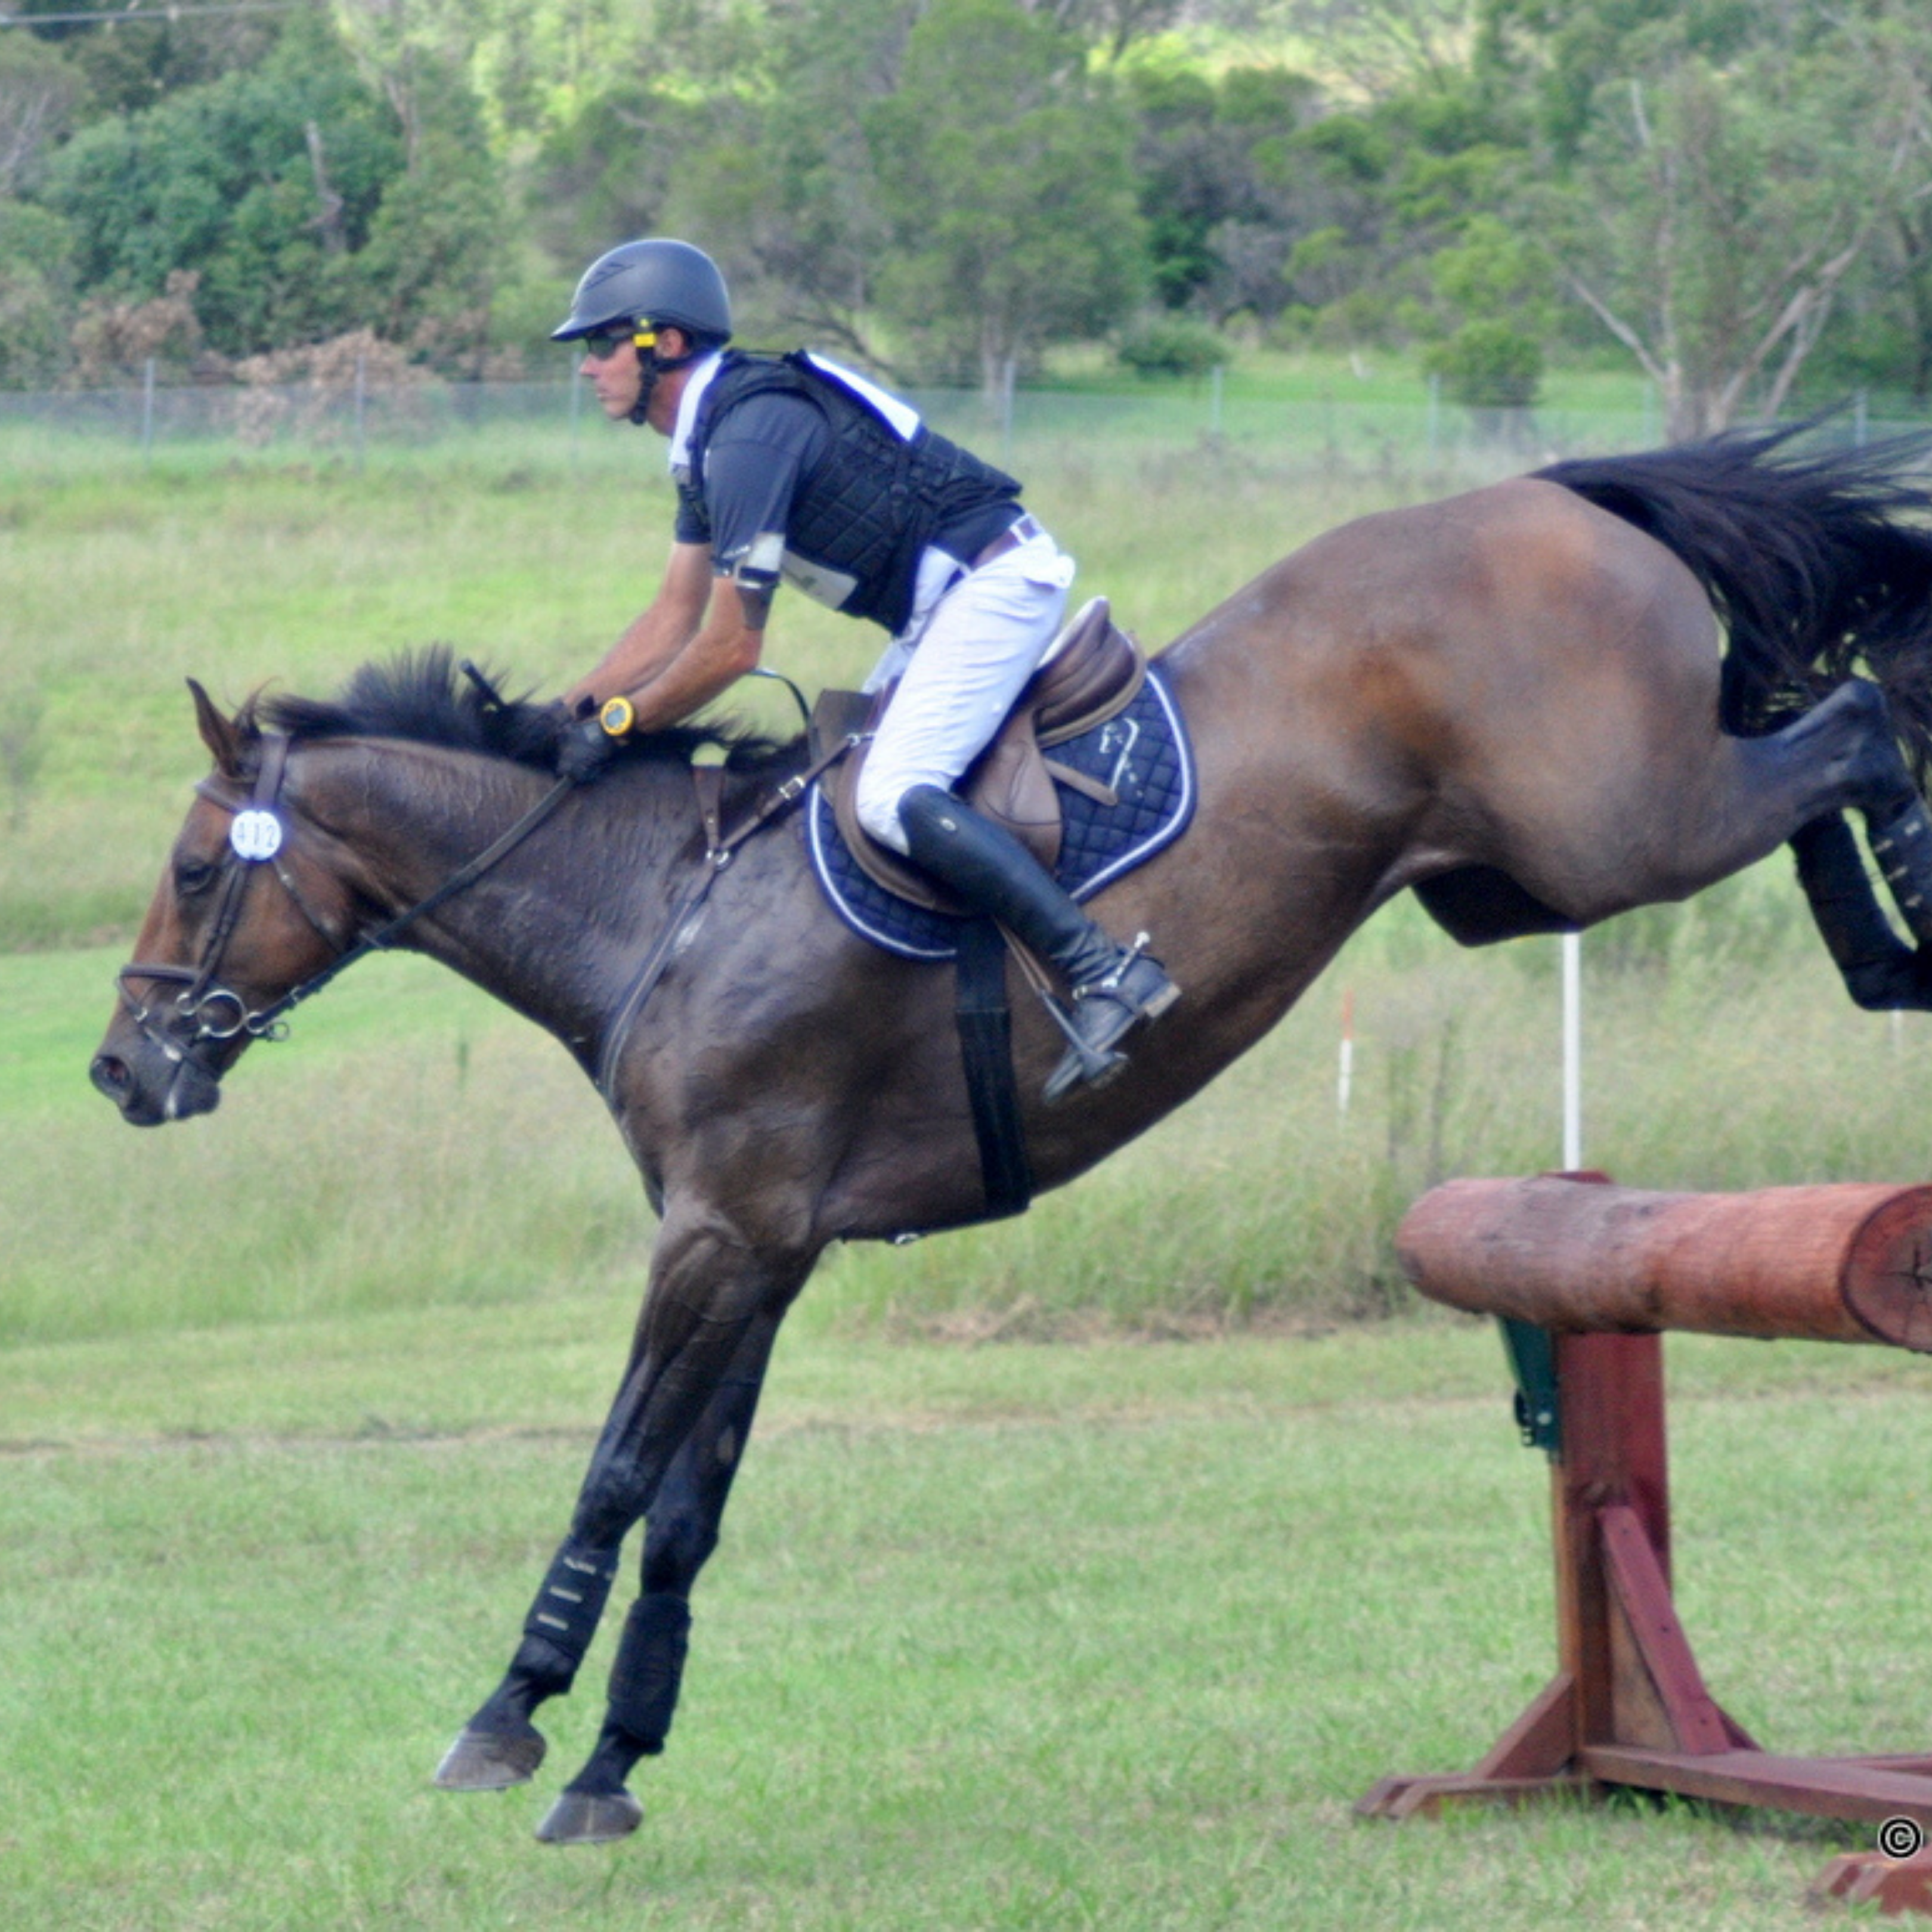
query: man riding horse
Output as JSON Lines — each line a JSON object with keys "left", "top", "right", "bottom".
{"left": 548, "top": 237, "right": 1178, "bottom": 1100}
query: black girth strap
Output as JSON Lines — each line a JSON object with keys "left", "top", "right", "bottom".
{"left": 955, "top": 917, "right": 1033, "bottom": 1218}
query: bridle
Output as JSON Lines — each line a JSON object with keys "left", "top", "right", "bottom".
{"left": 114, "top": 711, "right": 858, "bottom": 1099}
{"left": 114, "top": 733, "right": 575, "bottom": 1072}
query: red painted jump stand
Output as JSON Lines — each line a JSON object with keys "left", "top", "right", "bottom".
{"left": 1356, "top": 1175, "right": 1932, "bottom": 1915}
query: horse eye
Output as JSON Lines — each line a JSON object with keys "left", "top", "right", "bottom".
{"left": 175, "top": 856, "right": 218, "bottom": 895}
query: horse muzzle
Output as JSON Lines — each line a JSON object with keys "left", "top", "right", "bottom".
{"left": 90, "top": 1026, "right": 225, "bottom": 1127}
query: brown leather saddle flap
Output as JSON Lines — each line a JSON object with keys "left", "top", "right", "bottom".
{"left": 829, "top": 597, "right": 1145, "bottom": 914}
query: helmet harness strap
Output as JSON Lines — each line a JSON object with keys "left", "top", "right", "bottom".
{"left": 627, "top": 324, "right": 699, "bottom": 428}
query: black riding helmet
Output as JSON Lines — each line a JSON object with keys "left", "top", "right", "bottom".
{"left": 550, "top": 239, "right": 733, "bottom": 345}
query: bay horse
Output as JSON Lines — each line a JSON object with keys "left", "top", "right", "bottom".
{"left": 92, "top": 429, "right": 1932, "bottom": 1844}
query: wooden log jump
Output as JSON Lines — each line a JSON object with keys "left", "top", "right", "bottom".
{"left": 1357, "top": 1174, "right": 1932, "bottom": 1916}
{"left": 1397, "top": 1175, "right": 1932, "bottom": 1351}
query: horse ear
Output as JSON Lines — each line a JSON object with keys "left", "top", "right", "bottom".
{"left": 187, "top": 677, "right": 252, "bottom": 778}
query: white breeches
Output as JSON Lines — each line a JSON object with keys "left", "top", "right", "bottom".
{"left": 854, "top": 528, "right": 1076, "bottom": 853}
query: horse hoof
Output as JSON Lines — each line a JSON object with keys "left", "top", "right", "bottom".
{"left": 534, "top": 1788, "right": 644, "bottom": 1846}
{"left": 434, "top": 1723, "right": 547, "bottom": 1790}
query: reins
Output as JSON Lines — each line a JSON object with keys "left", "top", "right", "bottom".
{"left": 116, "top": 724, "right": 859, "bottom": 1095}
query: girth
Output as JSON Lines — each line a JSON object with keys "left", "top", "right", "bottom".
{"left": 826, "top": 597, "right": 1147, "bottom": 912}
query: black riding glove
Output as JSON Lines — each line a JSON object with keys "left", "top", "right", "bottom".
{"left": 558, "top": 713, "right": 621, "bottom": 785}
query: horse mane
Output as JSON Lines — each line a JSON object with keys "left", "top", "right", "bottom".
{"left": 252, "top": 646, "right": 800, "bottom": 774}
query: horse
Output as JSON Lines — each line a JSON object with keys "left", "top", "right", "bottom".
{"left": 91, "top": 427, "right": 1932, "bottom": 1846}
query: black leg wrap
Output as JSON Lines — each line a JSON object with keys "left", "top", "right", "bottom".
{"left": 1794, "top": 816, "right": 1932, "bottom": 1011}
{"left": 605, "top": 1594, "right": 692, "bottom": 1755}
{"left": 518, "top": 1537, "right": 622, "bottom": 1686}
{"left": 1868, "top": 797, "right": 1932, "bottom": 945}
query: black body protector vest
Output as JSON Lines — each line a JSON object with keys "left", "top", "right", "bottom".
{"left": 683, "top": 351, "right": 1023, "bottom": 636}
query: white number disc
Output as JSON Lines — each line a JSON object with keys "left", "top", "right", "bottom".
{"left": 230, "top": 810, "right": 284, "bottom": 862}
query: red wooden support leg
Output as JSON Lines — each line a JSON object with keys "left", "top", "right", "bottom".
{"left": 1814, "top": 1847, "right": 1932, "bottom": 1915}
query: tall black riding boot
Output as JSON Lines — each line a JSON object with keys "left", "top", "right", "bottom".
{"left": 897, "top": 784, "right": 1179, "bottom": 1101}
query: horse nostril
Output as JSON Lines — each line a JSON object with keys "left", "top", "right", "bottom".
{"left": 90, "top": 1053, "right": 131, "bottom": 1098}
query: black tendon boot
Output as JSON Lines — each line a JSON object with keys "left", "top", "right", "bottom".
{"left": 897, "top": 784, "right": 1178, "bottom": 1101}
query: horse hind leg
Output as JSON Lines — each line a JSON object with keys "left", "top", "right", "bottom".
{"left": 1793, "top": 815, "right": 1932, "bottom": 1011}
{"left": 1438, "top": 679, "right": 1932, "bottom": 1001}
{"left": 1768, "top": 680, "right": 1932, "bottom": 1010}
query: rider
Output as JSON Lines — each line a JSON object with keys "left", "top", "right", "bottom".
{"left": 550, "top": 238, "right": 1178, "bottom": 1101}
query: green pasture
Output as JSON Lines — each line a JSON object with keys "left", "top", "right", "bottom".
{"left": 7, "top": 1318, "right": 1932, "bottom": 1931}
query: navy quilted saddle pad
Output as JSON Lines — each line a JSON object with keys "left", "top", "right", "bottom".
{"left": 806, "top": 667, "right": 1196, "bottom": 961}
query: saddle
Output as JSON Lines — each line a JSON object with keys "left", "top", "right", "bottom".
{"left": 818, "top": 597, "right": 1148, "bottom": 914}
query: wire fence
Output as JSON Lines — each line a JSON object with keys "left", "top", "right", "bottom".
{"left": 0, "top": 367, "right": 1922, "bottom": 484}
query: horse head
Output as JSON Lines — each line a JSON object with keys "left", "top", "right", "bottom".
{"left": 91, "top": 680, "right": 358, "bottom": 1126}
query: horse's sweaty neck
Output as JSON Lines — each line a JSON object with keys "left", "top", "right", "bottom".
{"left": 295, "top": 738, "right": 701, "bottom": 1056}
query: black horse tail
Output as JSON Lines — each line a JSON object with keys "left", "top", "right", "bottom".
{"left": 1537, "top": 426, "right": 1932, "bottom": 782}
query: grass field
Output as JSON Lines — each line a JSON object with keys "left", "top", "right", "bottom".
{"left": 12, "top": 413, "right": 1932, "bottom": 1925}
{"left": 8, "top": 1315, "right": 1932, "bottom": 1930}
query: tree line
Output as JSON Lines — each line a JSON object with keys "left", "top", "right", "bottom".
{"left": 1, "top": 0, "right": 1929, "bottom": 437}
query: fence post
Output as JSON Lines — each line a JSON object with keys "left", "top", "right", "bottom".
{"left": 141, "top": 357, "right": 156, "bottom": 463}
{"left": 353, "top": 350, "right": 367, "bottom": 472}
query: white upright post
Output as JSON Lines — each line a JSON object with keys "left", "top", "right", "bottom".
{"left": 1562, "top": 931, "right": 1583, "bottom": 1169}
{"left": 1337, "top": 987, "right": 1354, "bottom": 1117}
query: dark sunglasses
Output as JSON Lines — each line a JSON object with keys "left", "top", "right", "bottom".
{"left": 579, "top": 326, "right": 655, "bottom": 361}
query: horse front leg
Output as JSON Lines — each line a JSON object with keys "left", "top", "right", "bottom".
{"left": 535, "top": 1306, "right": 783, "bottom": 1844}
{"left": 434, "top": 1219, "right": 812, "bottom": 1831}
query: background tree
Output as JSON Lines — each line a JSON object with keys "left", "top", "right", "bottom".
{"left": 0, "top": 30, "right": 86, "bottom": 199}
{"left": 35, "top": 7, "right": 505, "bottom": 369}
{"left": 1270, "top": 0, "right": 1479, "bottom": 97}
{"left": 1515, "top": 16, "right": 1930, "bottom": 438}
{"left": 674, "top": 0, "right": 914, "bottom": 359}
{"left": 1127, "top": 57, "right": 1324, "bottom": 323}
{"left": 8, "top": 0, "right": 285, "bottom": 114}
{"left": 43, "top": 15, "right": 398, "bottom": 358}
{"left": 331, "top": 0, "right": 479, "bottom": 174}
{"left": 6, "top": 0, "right": 1932, "bottom": 404}
{"left": 0, "top": 196, "right": 70, "bottom": 385}
{"left": 865, "top": 0, "right": 1148, "bottom": 392}
{"left": 1030, "top": 0, "right": 1190, "bottom": 63}
{"left": 1473, "top": 0, "right": 1753, "bottom": 160}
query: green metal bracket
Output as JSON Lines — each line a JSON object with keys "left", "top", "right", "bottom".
{"left": 1497, "top": 1316, "right": 1561, "bottom": 1457}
